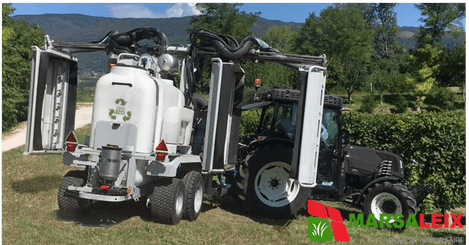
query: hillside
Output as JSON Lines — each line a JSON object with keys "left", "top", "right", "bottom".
{"left": 12, "top": 14, "right": 464, "bottom": 74}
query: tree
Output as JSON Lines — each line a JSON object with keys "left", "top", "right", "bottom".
{"left": 436, "top": 42, "right": 465, "bottom": 87}
{"left": 296, "top": 5, "right": 374, "bottom": 100}
{"left": 189, "top": 3, "right": 260, "bottom": 42}
{"left": 406, "top": 3, "right": 465, "bottom": 109}
{"left": 2, "top": 3, "right": 44, "bottom": 131}
{"left": 261, "top": 25, "right": 299, "bottom": 53}
{"left": 372, "top": 3, "right": 401, "bottom": 59}
{"left": 415, "top": 3, "right": 465, "bottom": 48}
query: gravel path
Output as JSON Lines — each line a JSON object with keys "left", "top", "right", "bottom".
{"left": 2, "top": 104, "right": 93, "bottom": 152}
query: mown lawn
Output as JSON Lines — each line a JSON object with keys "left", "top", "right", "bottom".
{"left": 2, "top": 126, "right": 465, "bottom": 244}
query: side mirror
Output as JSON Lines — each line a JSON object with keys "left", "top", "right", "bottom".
{"left": 341, "top": 108, "right": 352, "bottom": 123}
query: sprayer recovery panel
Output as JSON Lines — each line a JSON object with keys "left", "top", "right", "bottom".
{"left": 24, "top": 28, "right": 327, "bottom": 224}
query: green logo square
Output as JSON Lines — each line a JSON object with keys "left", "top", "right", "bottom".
{"left": 308, "top": 217, "right": 333, "bottom": 241}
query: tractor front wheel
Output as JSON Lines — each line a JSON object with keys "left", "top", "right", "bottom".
{"left": 363, "top": 181, "right": 417, "bottom": 230}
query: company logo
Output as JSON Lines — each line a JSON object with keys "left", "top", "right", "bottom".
{"left": 308, "top": 200, "right": 350, "bottom": 242}
{"left": 349, "top": 213, "right": 464, "bottom": 229}
{"left": 109, "top": 98, "right": 132, "bottom": 122}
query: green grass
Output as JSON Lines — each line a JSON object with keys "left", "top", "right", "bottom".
{"left": 76, "top": 87, "right": 95, "bottom": 102}
{"left": 2, "top": 126, "right": 465, "bottom": 244}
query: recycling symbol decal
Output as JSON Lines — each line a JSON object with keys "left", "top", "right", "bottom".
{"left": 109, "top": 99, "right": 132, "bottom": 122}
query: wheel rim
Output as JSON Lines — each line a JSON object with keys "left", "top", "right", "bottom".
{"left": 254, "top": 161, "right": 301, "bottom": 208}
{"left": 370, "top": 192, "right": 403, "bottom": 222}
{"left": 194, "top": 182, "right": 203, "bottom": 213}
{"left": 175, "top": 188, "right": 184, "bottom": 216}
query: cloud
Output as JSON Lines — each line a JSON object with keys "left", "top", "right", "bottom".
{"left": 165, "top": 3, "right": 201, "bottom": 18}
{"left": 105, "top": 3, "right": 200, "bottom": 19}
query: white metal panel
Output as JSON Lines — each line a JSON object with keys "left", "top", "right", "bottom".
{"left": 297, "top": 66, "right": 327, "bottom": 187}
{"left": 202, "top": 58, "right": 223, "bottom": 173}
{"left": 24, "top": 47, "right": 78, "bottom": 155}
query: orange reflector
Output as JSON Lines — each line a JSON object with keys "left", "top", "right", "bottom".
{"left": 100, "top": 185, "right": 110, "bottom": 190}
{"left": 156, "top": 140, "right": 168, "bottom": 151}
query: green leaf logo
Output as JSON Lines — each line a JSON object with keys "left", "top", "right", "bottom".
{"left": 308, "top": 217, "right": 333, "bottom": 241}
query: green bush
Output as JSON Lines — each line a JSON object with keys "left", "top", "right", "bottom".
{"left": 359, "top": 94, "right": 377, "bottom": 113}
{"left": 240, "top": 109, "right": 261, "bottom": 136}
{"left": 392, "top": 94, "right": 409, "bottom": 113}
{"left": 342, "top": 111, "right": 465, "bottom": 212}
{"left": 424, "top": 86, "right": 457, "bottom": 111}
{"left": 2, "top": 4, "right": 44, "bottom": 131}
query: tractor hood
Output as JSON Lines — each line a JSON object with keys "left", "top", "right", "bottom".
{"left": 343, "top": 145, "right": 405, "bottom": 179}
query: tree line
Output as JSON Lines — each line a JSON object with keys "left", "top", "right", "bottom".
{"left": 2, "top": 3, "right": 465, "bottom": 131}
{"left": 190, "top": 3, "right": 465, "bottom": 108}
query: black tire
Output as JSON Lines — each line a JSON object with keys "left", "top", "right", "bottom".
{"left": 150, "top": 178, "right": 186, "bottom": 225}
{"left": 182, "top": 171, "right": 204, "bottom": 221}
{"left": 234, "top": 145, "right": 309, "bottom": 218}
{"left": 57, "top": 170, "right": 91, "bottom": 217}
{"left": 363, "top": 181, "right": 417, "bottom": 230}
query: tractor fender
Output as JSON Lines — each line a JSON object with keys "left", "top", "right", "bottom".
{"left": 355, "top": 176, "right": 401, "bottom": 207}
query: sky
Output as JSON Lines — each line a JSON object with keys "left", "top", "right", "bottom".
{"left": 10, "top": 2, "right": 466, "bottom": 29}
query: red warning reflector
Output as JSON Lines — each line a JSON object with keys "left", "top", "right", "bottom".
{"left": 65, "top": 131, "right": 78, "bottom": 152}
{"left": 156, "top": 140, "right": 168, "bottom": 152}
{"left": 109, "top": 63, "right": 116, "bottom": 67}
{"left": 155, "top": 140, "right": 168, "bottom": 161}
{"left": 100, "top": 185, "right": 110, "bottom": 190}
{"left": 65, "top": 131, "right": 78, "bottom": 143}
{"left": 254, "top": 78, "right": 261, "bottom": 85}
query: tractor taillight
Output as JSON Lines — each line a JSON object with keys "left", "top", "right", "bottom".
{"left": 67, "top": 144, "right": 77, "bottom": 152}
{"left": 155, "top": 140, "right": 168, "bottom": 161}
{"left": 65, "top": 131, "right": 78, "bottom": 152}
{"left": 156, "top": 152, "right": 166, "bottom": 161}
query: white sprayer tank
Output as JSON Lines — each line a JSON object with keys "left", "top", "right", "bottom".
{"left": 90, "top": 65, "right": 158, "bottom": 153}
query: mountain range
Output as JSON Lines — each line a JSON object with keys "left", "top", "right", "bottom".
{"left": 12, "top": 14, "right": 465, "bottom": 74}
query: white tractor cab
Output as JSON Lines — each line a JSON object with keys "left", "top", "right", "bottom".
{"left": 24, "top": 28, "right": 327, "bottom": 224}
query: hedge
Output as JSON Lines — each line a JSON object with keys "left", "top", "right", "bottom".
{"left": 342, "top": 111, "right": 465, "bottom": 212}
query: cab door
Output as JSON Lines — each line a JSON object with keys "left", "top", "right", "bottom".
{"left": 24, "top": 47, "right": 78, "bottom": 155}
{"left": 290, "top": 66, "right": 327, "bottom": 187}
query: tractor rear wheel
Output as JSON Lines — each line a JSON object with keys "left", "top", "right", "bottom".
{"left": 57, "top": 170, "right": 92, "bottom": 217}
{"left": 235, "top": 145, "right": 309, "bottom": 218}
{"left": 363, "top": 181, "right": 417, "bottom": 230}
{"left": 150, "top": 178, "right": 186, "bottom": 225}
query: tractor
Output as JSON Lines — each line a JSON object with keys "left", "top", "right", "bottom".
{"left": 234, "top": 88, "right": 433, "bottom": 225}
